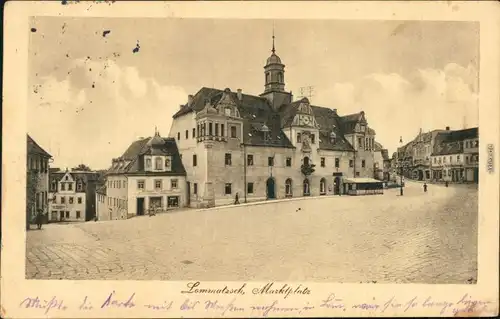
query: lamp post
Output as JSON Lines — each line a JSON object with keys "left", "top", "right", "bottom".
{"left": 399, "top": 136, "right": 404, "bottom": 196}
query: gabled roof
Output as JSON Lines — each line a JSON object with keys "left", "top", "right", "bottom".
{"left": 106, "top": 136, "right": 186, "bottom": 176}
{"left": 27, "top": 135, "right": 52, "bottom": 158}
{"left": 431, "top": 127, "right": 478, "bottom": 156}
{"left": 96, "top": 184, "right": 107, "bottom": 195}
{"left": 49, "top": 170, "right": 100, "bottom": 190}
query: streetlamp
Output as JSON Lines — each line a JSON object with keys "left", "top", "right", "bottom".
{"left": 399, "top": 136, "right": 404, "bottom": 196}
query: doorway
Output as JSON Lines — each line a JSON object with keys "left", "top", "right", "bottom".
{"left": 266, "top": 177, "right": 276, "bottom": 199}
{"left": 303, "top": 178, "right": 310, "bottom": 196}
{"left": 136, "top": 198, "right": 145, "bottom": 216}
{"left": 334, "top": 177, "right": 341, "bottom": 195}
{"left": 186, "top": 181, "right": 191, "bottom": 206}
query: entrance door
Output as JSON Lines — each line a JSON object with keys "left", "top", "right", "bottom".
{"left": 334, "top": 177, "right": 341, "bottom": 195}
{"left": 473, "top": 167, "right": 479, "bottom": 183}
{"left": 266, "top": 178, "right": 276, "bottom": 199}
{"left": 136, "top": 198, "right": 145, "bottom": 216}
{"left": 186, "top": 182, "right": 191, "bottom": 206}
{"left": 418, "top": 170, "right": 424, "bottom": 181}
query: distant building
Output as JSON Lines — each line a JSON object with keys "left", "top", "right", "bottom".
{"left": 48, "top": 169, "right": 100, "bottom": 222}
{"left": 97, "top": 131, "right": 187, "bottom": 221}
{"left": 27, "top": 135, "right": 52, "bottom": 221}
{"left": 430, "top": 127, "right": 478, "bottom": 183}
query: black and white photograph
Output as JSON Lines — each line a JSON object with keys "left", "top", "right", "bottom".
{"left": 2, "top": 1, "right": 499, "bottom": 318}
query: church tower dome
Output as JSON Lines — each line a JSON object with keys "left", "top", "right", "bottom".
{"left": 263, "top": 30, "right": 285, "bottom": 93}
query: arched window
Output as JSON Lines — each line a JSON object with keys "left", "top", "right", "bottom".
{"left": 164, "top": 158, "right": 171, "bottom": 169}
{"left": 320, "top": 178, "right": 326, "bottom": 195}
{"left": 278, "top": 72, "right": 283, "bottom": 83}
{"left": 285, "top": 178, "right": 293, "bottom": 197}
{"left": 303, "top": 178, "right": 310, "bottom": 196}
{"left": 303, "top": 156, "right": 310, "bottom": 166}
{"left": 266, "top": 72, "right": 270, "bottom": 83}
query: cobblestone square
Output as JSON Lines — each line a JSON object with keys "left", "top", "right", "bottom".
{"left": 26, "top": 181, "right": 477, "bottom": 283}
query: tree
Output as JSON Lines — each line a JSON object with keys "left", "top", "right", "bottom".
{"left": 26, "top": 171, "right": 41, "bottom": 230}
{"left": 72, "top": 164, "right": 92, "bottom": 171}
{"left": 301, "top": 163, "right": 316, "bottom": 177}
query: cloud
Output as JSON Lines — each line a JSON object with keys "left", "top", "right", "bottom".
{"left": 314, "top": 63, "right": 479, "bottom": 154}
{"left": 28, "top": 59, "right": 188, "bottom": 169}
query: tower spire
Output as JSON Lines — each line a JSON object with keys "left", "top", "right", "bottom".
{"left": 272, "top": 24, "right": 275, "bottom": 54}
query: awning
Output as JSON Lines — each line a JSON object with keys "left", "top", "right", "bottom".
{"left": 344, "top": 177, "right": 384, "bottom": 184}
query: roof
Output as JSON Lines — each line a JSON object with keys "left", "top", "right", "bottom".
{"left": 27, "top": 135, "right": 52, "bottom": 158}
{"left": 106, "top": 136, "right": 186, "bottom": 176}
{"left": 344, "top": 177, "right": 384, "bottom": 184}
{"left": 431, "top": 127, "right": 478, "bottom": 156}
{"left": 49, "top": 170, "right": 100, "bottom": 188}
{"left": 172, "top": 87, "right": 382, "bottom": 152}
{"left": 96, "top": 185, "right": 107, "bottom": 195}
{"left": 374, "top": 142, "right": 383, "bottom": 152}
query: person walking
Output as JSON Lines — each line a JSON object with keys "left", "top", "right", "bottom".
{"left": 35, "top": 209, "right": 43, "bottom": 230}
{"left": 234, "top": 192, "right": 240, "bottom": 205}
{"left": 423, "top": 183, "right": 428, "bottom": 193}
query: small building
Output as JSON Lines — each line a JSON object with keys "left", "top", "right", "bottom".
{"left": 343, "top": 177, "right": 384, "bottom": 196}
{"left": 97, "top": 131, "right": 187, "bottom": 221}
{"left": 26, "top": 135, "right": 52, "bottom": 224}
{"left": 463, "top": 130, "right": 479, "bottom": 183}
{"left": 48, "top": 169, "right": 100, "bottom": 222}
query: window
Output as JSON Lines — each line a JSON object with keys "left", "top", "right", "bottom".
{"left": 137, "top": 180, "right": 145, "bottom": 190}
{"left": 475, "top": 140, "right": 479, "bottom": 147}
{"left": 209, "top": 123, "right": 213, "bottom": 136}
{"left": 362, "top": 160, "right": 366, "bottom": 168}
{"left": 296, "top": 133, "right": 302, "bottom": 143}
{"left": 449, "top": 156, "right": 452, "bottom": 162}
{"left": 247, "top": 182, "right": 254, "bottom": 194}
{"left": 78, "top": 197, "right": 82, "bottom": 204}
{"left": 303, "top": 157, "right": 310, "bottom": 166}
{"left": 349, "top": 160, "right": 354, "bottom": 167}
{"left": 466, "top": 156, "right": 469, "bottom": 164}
{"left": 60, "top": 211, "right": 64, "bottom": 219}
{"left": 443, "top": 157, "right": 446, "bottom": 163}
{"left": 230, "top": 126, "right": 237, "bottom": 138}
{"left": 77, "top": 182, "right": 83, "bottom": 191}
{"left": 61, "top": 183, "right": 66, "bottom": 191}
{"left": 65, "top": 176, "right": 69, "bottom": 181}
{"left": 146, "top": 158, "right": 152, "bottom": 168}
{"left": 320, "top": 178, "right": 326, "bottom": 195}
{"left": 225, "top": 153, "right": 232, "bottom": 165}
{"left": 65, "top": 211, "right": 70, "bottom": 218}
{"left": 215, "top": 123, "right": 219, "bottom": 136}
{"left": 311, "top": 134, "right": 315, "bottom": 144}
{"left": 286, "top": 157, "right": 292, "bottom": 167}
{"left": 268, "top": 156, "right": 274, "bottom": 167}
{"left": 193, "top": 183, "right": 198, "bottom": 195}
{"left": 225, "top": 108, "right": 231, "bottom": 116}
{"left": 61, "top": 197, "right": 65, "bottom": 204}
{"left": 358, "top": 137, "right": 362, "bottom": 148}
{"left": 285, "top": 178, "right": 293, "bottom": 196}
{"left": 266, "top": 72, "right": 270, "bottom": 83}
{"left": 155, "top": 180, "right": 162, "bottom": 190}
{"left": 247, "top": 154, "right": 254, "bottom": 166}
{"left": 177, "top": 132, "right": 180, "bottom": 140}
{"left": 171, "top": 179, "right": 178, "bottom": 189}
{"left": 457, "top": 155, "right": 460, "bottom": 161}
{"left": 167, "top": 196, "right": 179, "bottom": 208}
{"left": 165, "top": 158, "right": 171, "bottom": 169}
{"left": 225, "top": 183, "right": 232, "bottom": 195}
{"left": 355, "top": 172, "right": 360, "bottom": 177}
{"left": 192, "top": 128, "right": 196, "bottom": 138}
{"left": 51, "top": 211, "right": 57, "bottom": 220}
{"left": 303, "top": 179, "right": 310, "bottom": 196}
{"left": 76, "top": 211, "right": 81, "bottom": 219}
{"left": 335, "top": 158, "right": 340, "bottom": 168}
{"left": 320, "top": 157, "right": 325, "bottom": 167}
{"left": 51, "top": 181, "right": 57, "bottom": 191}
{"left": 155, "top": 157, "right": 163, "bottom": 170}
{"left": 193, "top": 154, "right": 197, "bottom": 167}
{"left": 434, "top": 158, "right": 437, "bottom": 164}
{"left": 69, "top": 197, "right": 74, "bottom": 204}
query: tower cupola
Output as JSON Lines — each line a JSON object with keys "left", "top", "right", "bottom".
{"left": 263, "top": 30, "right": 286, "bottom": 93}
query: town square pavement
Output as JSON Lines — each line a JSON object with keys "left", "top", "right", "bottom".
{"left": 26, "top": 181, "right": 478, "bottom": 283}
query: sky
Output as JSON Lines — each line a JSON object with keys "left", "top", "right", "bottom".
{"left": 28, "top": 17, "right": 479, "bottom": 169}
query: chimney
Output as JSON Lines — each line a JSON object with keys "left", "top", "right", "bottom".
{"left": 188, "top": 95, "right": 194, "bottom": 107}
{"left": 446, "top": 126, "right": 450, "bottom": 131}
{"left": 237, "top": 89, "right": 242, "bottom": 101}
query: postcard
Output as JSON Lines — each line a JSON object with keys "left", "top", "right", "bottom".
{"left": 1, "top": 1, "right": 499, "bottom": 318}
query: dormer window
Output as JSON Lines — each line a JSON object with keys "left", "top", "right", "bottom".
{"left": 165, "top": 157, "right": 172, "bottom": 170}
{"left": 361, "top": 125, "right": 366, "bottom": 132}
{"left": 77, "top": 182, "right": 83, "bottom": 191}
{"left": 146, "top": 158, "right": 152, "bottom": 169}
{"left": 225, "top": 108, "right": 231, "bottom": 116}
{"left": 330, "top": 131, "right": 337, "bottom": 144}
{"left": 155, "top": 157, "right": 163, "bottom": 170}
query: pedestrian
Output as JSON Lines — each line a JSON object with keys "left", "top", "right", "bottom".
{"left": 35, "top": 209, "right": 43, "bottom": 230}
{"left": 234, "top": 192, "right": 240, "bottom": 205}
{"left": 445, "top": 181, "right": 449, "bottom": 187}
{"left": 423, "top": 183, "right": 428, "bottom": 193}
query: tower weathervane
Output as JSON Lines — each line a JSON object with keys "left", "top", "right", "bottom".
{"left": 272, "top": 24, "right": 275, "bottom": 54}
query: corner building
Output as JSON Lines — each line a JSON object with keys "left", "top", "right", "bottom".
{"left": 169, "top": 38, "right": 382, "bottom": 207}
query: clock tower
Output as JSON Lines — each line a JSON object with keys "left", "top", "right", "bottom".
{"left": 260, "top": 30, "right": 293, "bottom": 111}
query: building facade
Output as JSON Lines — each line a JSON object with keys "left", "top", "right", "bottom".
{"left": 48, "top": 169, "right": 100, "bottom": 222}
{"left": 430, "top": 127, "right": 478, "bottom": 183}
{"left": 168, "top": 38, "right": 383, "bottom": 207}
{"left": 27, "top": 135, "right": 52, "bottom": 223}
{"left": 97, "top": 132, "right": 187, "bottom": 221}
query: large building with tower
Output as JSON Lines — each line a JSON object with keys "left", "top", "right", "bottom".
{"left": 96, "top": 35, "right": 385, "bottom": 218}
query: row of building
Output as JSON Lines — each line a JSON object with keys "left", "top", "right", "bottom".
{"left": 94, "top": 38, "right": 390, "bottom": 221}
{"left": 27, "top": 135, "right": 101, "bottom": 224}
{"left": 393, "top": 126, "right": 479, "bottom": 183}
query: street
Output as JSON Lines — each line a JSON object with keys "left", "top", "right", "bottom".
{"left": 26, "top": 181, "right": 478, "bottom": 283}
